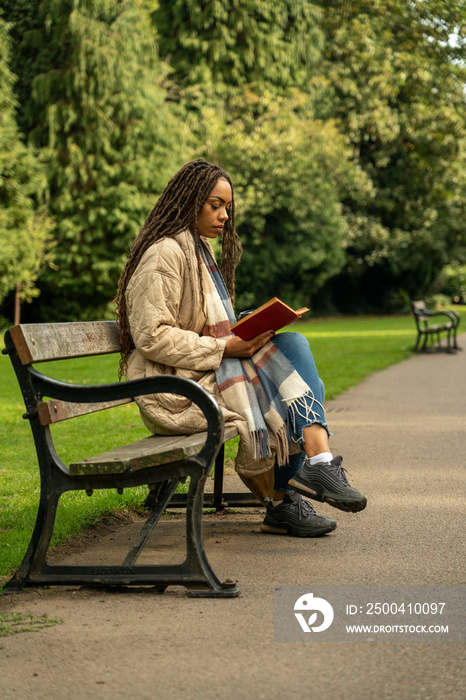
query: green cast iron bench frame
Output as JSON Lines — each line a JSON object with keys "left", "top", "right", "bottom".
{"left": 411, "top": 300, "right": 460, "bottom": 352}
{"left": 2, "top": 320, "right": 253, "bottom": 598}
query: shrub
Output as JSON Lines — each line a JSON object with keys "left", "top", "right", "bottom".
{"left": 440, "top": 265, "right": 466, "bottom": 304}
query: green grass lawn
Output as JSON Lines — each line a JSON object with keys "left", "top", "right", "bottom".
{"left": 1, "top": 308, "right": 464, "bottom": 582}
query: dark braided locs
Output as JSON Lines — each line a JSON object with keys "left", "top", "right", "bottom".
{"left": 115, "top": 159, "right": 242, "bottom": 378}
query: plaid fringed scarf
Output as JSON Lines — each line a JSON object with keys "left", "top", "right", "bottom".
{"left": 199, "top": 240, "right": 314, "bottom": 467}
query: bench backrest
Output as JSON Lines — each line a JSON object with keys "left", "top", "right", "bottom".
{"left": 410, "top": 300, "right": 429, "bottom": 325}
{"left": 6, "top": 321, "right": 132, "bottom": 427}
{"left": 10, "top": 321, "right": 121, "bottom": 364}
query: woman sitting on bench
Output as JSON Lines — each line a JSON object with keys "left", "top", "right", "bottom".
{"left": 115, "top": 159, "right": 367, "bottom": 537}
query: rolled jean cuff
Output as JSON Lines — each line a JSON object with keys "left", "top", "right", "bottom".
{"left": 296, "top": 419, "right": 332, "bottom": 449}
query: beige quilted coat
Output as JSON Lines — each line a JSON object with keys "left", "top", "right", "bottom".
{"left": 125, "top": 229, "right": 275, "bottom": 477}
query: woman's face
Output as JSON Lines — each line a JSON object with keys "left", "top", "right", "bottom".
{"left": 196, "top": 178, "right": 232, "bottom": 239}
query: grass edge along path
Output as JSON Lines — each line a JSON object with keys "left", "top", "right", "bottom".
{"left": 1, "top": 310, "right": 464, "bottom": 584}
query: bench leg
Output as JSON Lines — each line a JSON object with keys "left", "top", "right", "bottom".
{"left": 213, "top": 443, "right": 226, "bottom": 511}
{"left": 452, "top": 316, "right": 461, "bottom": 350}
{"left": 185, "top": 468, "right": 239, "bottom": 598}
{"left": 446, "top": 328, "right": 455, "bottom": 353}
{"left": 123, "top": 478, "right": 181, "bottom": 566}
{"left": 3, "top": 481, "right": 61, "bottom": 592}
{"left": 4, "top": 474, "right": 240, "bottom": 597}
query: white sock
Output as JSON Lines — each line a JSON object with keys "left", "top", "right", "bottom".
{"left": 272, "top": 498, "right": 284, "bottom": 506}
{"left": 309, "top": 451, "right": 333, "bottom": 466}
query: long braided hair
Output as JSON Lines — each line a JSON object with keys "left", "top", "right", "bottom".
{"left": 115, "top": 159, "right": 242, "bottom": 377}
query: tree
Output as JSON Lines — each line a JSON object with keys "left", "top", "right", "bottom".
{"left": 318, "top": 0, "right": 466, "bottom": 310}
{"left": 153, "top": 1, "right": 370, "bottom": 310}
{"left": 205, "top": 93, "right": 370, "bottom": 311}
{"left": 153, "top": 0, "right": 323, "bottom": 93}
{"left": 0, "top": 18, "right": 54, "bottom": 320}
{"left": 2, "top": 0, "right": 187, "bottom": 320}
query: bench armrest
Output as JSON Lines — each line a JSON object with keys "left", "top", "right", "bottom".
{"left": 413, "top": 309, "right": 455, "bottom": 327}
{"left": 28, "top": 368, "right": 225, "bottom": 471}
{"left": 442, "top": 309, "right": 460, "bottom": 326}
{"left": 414, "top": 309, "right": 449, "bottom": 320}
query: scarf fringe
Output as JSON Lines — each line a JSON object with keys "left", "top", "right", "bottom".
{"left": 251, "top": 428, "right": 269, "bottom": 461}
{"left": 274, "top": 424, "right": 291, "bottom": 467}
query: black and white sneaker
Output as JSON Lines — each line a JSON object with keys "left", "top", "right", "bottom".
{"left": 260, "top": 493, "right": 337, "bottom": 537}
{"left": 288, "top": 455, "right": 367, "bottom": 513}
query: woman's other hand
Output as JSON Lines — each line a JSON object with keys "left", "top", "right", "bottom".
{"left": 223, "top": 331, "right": 275, "bottom": 358}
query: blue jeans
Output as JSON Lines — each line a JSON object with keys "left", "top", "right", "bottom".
{"left": 271, "top": 332, "right": 330, "bottom": 492}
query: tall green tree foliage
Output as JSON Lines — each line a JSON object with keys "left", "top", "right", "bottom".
{"left": 3, "top": 0, "right": 186, "bottom": 320}
{"left": 0, "top": 18, "right": 54, "bottom": 312}
{"left": 210, "top": 94, "right": 371, "bottom": 311}
{"left": 319, "top": 0, "right": 466, "bottom": 310}
{"left": 154, "top": 0, "right": 323, "bottom": 92}
{"left": 154, "top": 0, "right": 369, "bottom": 311}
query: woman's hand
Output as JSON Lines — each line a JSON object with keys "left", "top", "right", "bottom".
{"left": 223, "top": 330, "right": 275, "bottom": 358}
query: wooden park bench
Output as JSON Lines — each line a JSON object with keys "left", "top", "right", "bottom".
{"left": 411, "top": 301, "right": 461, "bottom": 352}
{"left": 1, "top": 320, "right": 262, "bottom": 597}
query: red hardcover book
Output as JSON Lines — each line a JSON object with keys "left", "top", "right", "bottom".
{"left": 230, "top": 297, "right": 310, "bottom": 341}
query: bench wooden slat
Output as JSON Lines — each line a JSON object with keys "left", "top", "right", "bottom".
{"left": 37, "top": 397, "right": 134, "bottom": 426}
{"left": 10, "top": 321, "right": 120, "bottom": 365}
{"left": 69, "top": 424, "right": 239, "bottom": 476}
{"left": 422, "top": 323, "right": 453, "bottom": 332}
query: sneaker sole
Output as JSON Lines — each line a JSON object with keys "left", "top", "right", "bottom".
{"left": 260, "top": 521, "right": 337, "bottom": 537}
{"left": 288, "top": 478, "right": 367, "bottom": 513}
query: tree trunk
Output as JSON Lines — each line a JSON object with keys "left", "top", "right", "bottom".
{"left": 14, "top": 282, "right": 21, "bottom": 325}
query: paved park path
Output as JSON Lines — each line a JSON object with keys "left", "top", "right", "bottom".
{"left": 1, "top": 336, "right": 465, "bottom": 699}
